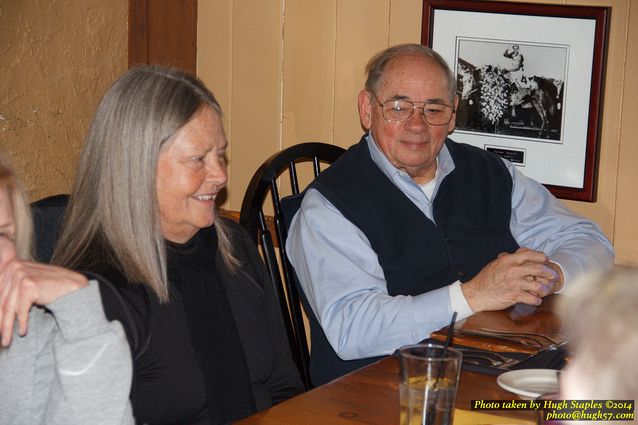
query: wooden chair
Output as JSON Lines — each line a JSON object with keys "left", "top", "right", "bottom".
{"left": 31, "top": 194, "right": 70, "bottom": 262}
{"left": 239, "top": 142, "right": 345, "bottom": 389}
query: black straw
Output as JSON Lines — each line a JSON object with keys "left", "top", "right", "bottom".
{"left": 426, "top": 311, "right": 458, "bottom": 425}
{"left": 442, "top": 311, "right": 458, "bottom": 354}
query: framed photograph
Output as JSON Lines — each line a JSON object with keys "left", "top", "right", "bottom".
{"left": 422, "top": 0, "right": 609, "bottom": 201}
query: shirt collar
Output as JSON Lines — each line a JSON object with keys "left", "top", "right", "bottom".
{"left": 365, "top": 132, "right": 456, "bottom": 186}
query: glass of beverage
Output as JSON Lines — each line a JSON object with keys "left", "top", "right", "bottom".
{"left": 398, "top": 344, "right": 462, "bottom": 425}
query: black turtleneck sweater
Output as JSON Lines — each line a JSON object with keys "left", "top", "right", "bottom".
{"left": 95, "top": 220, "right": 303, "bottom": 425}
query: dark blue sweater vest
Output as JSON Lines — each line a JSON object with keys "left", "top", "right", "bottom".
{"left": 303, "top": 136, "right": 518, "bottom": 385}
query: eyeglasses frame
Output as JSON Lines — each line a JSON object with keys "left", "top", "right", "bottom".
{"left": 371, "top": 93, "right": 456, "bottom": 126}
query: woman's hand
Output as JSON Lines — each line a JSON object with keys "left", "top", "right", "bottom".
{"left": 0, "top": 236, "right": 88, "bottom": 346}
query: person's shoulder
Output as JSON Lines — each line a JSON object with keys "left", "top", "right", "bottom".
{"left": 85, "top": 268, "right": 144, "bottom": 299}
{"left": 87, "top": 268, "right": 149, "bottom": 322}
{"left": 209, "top": 219, "right": 258, "bottom": 266}
{"left": 313, "top": 137, "right": 367, "bottom": 178}
{"left": 88, "top": 267, "right": 151, "bottom": 355}
{"left": 216, "top": 217, "right": 253, "bottom": 246}
{"left": 311, "top": 137, "right": 372, "bottom": 199}
{"left": 210, "top": 220, "right": 270, "bottom": 296}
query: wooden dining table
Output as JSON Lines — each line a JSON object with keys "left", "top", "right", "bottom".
{"left": 237, "top": 295, "right": 566, "bottom": 425}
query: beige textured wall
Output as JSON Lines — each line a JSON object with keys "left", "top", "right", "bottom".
{"left": 0, "top": 0, "right": 128, "bottom": 201}
{"left": 198, "top": 0, "right": 637, "bottom": 263}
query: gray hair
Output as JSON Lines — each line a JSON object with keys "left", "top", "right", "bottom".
{"left": 364, "top": 43, "right": 457, "bottom": 102}
{"left": 561, "top": 266, "right": 638, "bottom": 399}
{"left": 0, "top": 154, "right": 33, "bottom": 260}
{"left": 52, "top": 65, "right": 238, "bottom": 302}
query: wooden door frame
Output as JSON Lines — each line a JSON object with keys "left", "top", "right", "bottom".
{"left": 128, "top": 0, "right": 197, "bottom": 74}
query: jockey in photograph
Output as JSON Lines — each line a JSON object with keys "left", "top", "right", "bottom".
{"left": 503, "top": 44, "right": 527, "bottom": 87}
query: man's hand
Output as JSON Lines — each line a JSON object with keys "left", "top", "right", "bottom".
{"left": 0, "top": 237, "right": 88, "bottom": 347}
{"left": 461, "top": 247, "right": 561, "bottom": 312}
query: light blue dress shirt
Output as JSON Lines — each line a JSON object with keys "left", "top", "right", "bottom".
{"left": 286, "top": 134, "right": 614, "bottom": 360}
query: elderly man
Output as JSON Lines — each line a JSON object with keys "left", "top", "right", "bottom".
{"left": 286, "top": 44, "right": 613, "bottom": 386}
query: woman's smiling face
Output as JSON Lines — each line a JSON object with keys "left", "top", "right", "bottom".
{"left": 156, "top": 106, "right": 228, "bottom": 243}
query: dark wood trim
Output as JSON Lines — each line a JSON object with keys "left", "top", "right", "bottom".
{"left": 128, "top": 0, "right": 148, "bottom": 67}
{"left": 128, "top": 0, "right": 197, "bottom": 74}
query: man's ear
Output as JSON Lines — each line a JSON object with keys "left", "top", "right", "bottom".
{"left": 358, "top": 90, "right": 373, "bottom": 130}
{"left": 448, "top": 94, "right": 460, "bottom": 134}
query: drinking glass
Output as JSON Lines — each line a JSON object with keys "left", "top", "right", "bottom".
{"left": 398, "top": 344, "right": 462, "bottom": 425}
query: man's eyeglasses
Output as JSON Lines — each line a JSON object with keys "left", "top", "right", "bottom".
{"left": 372, "top": 94, "right": 455, "bottom": 126}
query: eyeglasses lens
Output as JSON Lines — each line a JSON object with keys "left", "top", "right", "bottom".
{"left": 382, "top": 100, "right": 452, "bottom": 125}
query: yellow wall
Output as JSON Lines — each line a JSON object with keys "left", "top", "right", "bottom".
{"left": 613, "top": 1, "right": 638, "bottom": 264}
{"left": 198, "top": 0, "right": 638, "bottom": 264}
{"left": 0, "top": 0, "right": 128, "bottom": 201}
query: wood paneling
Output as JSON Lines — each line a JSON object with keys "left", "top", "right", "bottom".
{"left": 227, "top": 0, "right": 284, "bottom": 210}
{"left": 388, "top": 0, "right": 424, "bottom": 45}
{"left": 282, "top": 1, "right": 336, "bottom": 150}
{"left": 612, "top": 1, "right": 638, "bottom": 264}
{"left": 333, "top": 0, "right": 390, "bottom": 147}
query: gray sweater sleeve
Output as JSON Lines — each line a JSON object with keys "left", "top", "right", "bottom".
{"left": 0, "top": 280, "right": 135, "bottom": 425}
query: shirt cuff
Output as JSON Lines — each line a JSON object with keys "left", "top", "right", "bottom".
{"left": 46, "top": 280, "right": 110, "bottom": 341}
{"left": 549, "top": 259, "right": 567, "bottom": 294}
{"left": 449, "top": 281, "right": 474, "bottom": 320}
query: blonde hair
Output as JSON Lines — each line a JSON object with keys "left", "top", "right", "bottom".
{"left": 561, "top": 266, "right": 638, "bottom": 399}
{"left": 0, "top": 155, "right": 33, "bottom": 260}
{"left": 52, "top": 65, "right": 239, "bottom": 302}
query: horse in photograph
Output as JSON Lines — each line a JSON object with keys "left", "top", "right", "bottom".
{"left": 510, "top": 76, "right": 562, "bottom": 139}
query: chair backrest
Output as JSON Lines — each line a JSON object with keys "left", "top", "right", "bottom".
{"left": 31, "top": 194, "right": 70, "bottom": 262}
{"left": 239, "top": 142, "right": 345, "bottom": 389}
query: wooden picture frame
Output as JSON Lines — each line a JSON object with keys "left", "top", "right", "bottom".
{"left": 422, "top": 0, "right": 609, "bottom": 201}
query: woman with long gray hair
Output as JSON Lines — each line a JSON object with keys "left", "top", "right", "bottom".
{"left": 51, "top": 66, "right": 303, "bottom": 425}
